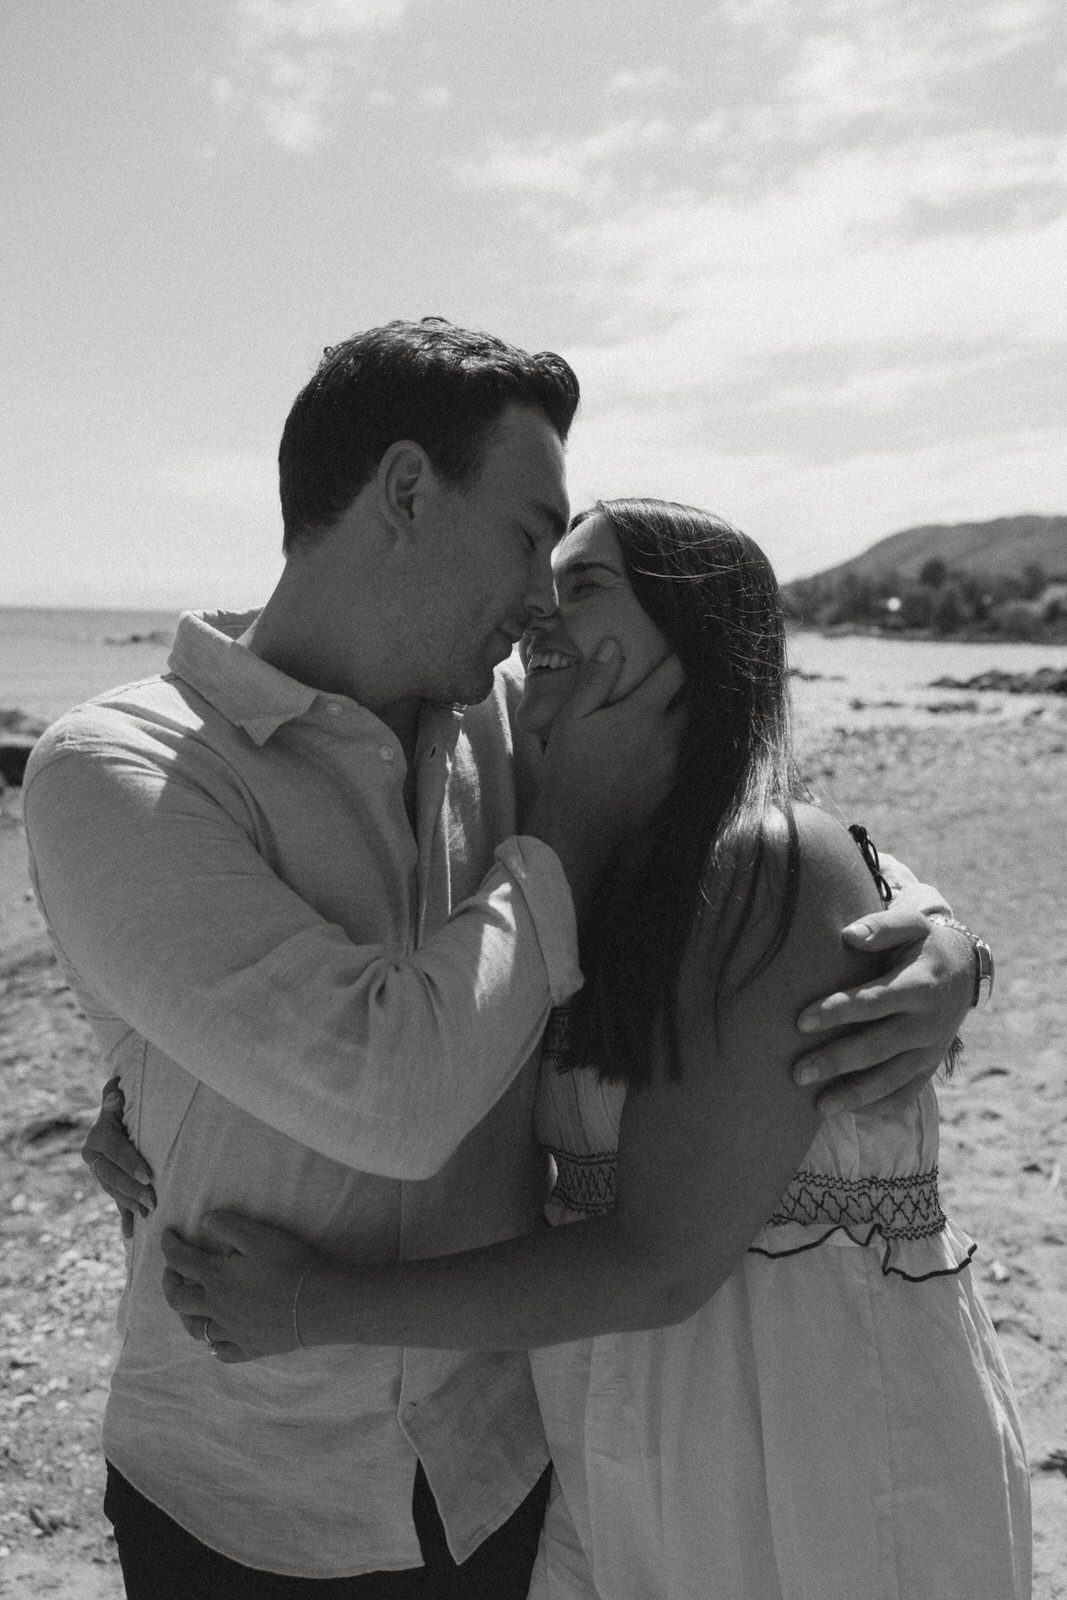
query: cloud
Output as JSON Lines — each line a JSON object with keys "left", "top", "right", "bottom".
{"left": 606, "top": 66, "right": 677, "bottom": 96}
{"left": 765, "top": 0, "right": 1060, "bottom": 138}
{"left": 551, "top": 132, "right": 1067, "bottom": 359}
{"left": 236, "top": 0, "right": 407, "bottom": 42}
{"left": 541, "top": 73, "right": 1066, "bottom": 573}
{"left": 448, "top": 0, "right": 1065, "bottom": 564}
{"left": 218, "top": 0, "right": 408, "bottom": 150}
{"left": 454, "top": 119, "right": 673, "bottom": 200}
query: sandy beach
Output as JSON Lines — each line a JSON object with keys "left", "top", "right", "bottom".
{"left": 1, "top": 687, "right": 1065, "bottom": 1597}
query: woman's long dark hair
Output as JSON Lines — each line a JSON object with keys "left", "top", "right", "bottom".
{"left": 562, "top": 497, "right": 807, "bottom": 1087}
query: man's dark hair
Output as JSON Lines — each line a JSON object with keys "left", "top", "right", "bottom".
{"left": 278, "top": 317, "right": 580, "bottom": 550}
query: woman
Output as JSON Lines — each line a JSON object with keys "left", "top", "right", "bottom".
{"left": 96, "top": 501, "right": 1030, "bottom": 1598}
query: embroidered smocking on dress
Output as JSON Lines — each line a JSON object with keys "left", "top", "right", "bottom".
{"left": 543, "top": 1148, "right": 617, "bottom": 1216}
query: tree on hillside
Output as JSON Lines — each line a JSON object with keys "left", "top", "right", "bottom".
{"left": 958, "top": 571, "right": 990, "bottom": 622}
{"left": 993, "top": 600, "right": 1040, "bottom": 640}
{"left": 899, "top": 585, "right": 934, "bottom": 629}
{"left": 826, "top": 570, "right": 878, "bottom": 625}
{"left": 878, "top": 567, "right": 903, "bottom": 603}
{"left": 919, "top": 556, "right": 948, "bottom": 589}
{"left": 1021, "top": 561, "right": 1047, "bottom": 601}
{"left": 933, "top": 583, "right": 966, "bottom": 634}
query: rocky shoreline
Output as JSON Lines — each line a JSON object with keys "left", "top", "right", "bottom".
{"left": 789, "top": 664, "right": 1067, "bottom": 696}
{"left": 929, "top": 666, "right": 1067, "bottom": 696}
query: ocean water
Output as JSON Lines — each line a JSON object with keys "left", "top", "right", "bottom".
{"left": 787, "top": 631, "right": 1067, "bottom": 737}
{"left": 789, "top": 631, "right": 1067, "bottom": 687}
{"left": 3, "top": 606, "right": 1067, "bottom": 731}
{"left": 1, "top": 607, "right": 182, "bottom": 725}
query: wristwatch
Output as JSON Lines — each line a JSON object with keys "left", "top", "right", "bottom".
{"left": 929, "top": 915, "right": 995, "bottom": 1009}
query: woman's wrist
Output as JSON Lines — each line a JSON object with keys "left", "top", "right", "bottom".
{"left": 294, "top": 1260, "right": 364, "bottom": 1349}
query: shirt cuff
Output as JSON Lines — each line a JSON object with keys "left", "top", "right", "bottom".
{"left": 495, "top": 837, "right": 583, "bottom": 1006}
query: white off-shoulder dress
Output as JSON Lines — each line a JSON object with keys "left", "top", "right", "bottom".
{"left": 527, "top": 1014, "right": 1031, "bottom": 1600}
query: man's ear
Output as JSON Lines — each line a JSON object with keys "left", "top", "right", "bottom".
{"left": 376, "top": 440, "right": 436, "bottom": 538}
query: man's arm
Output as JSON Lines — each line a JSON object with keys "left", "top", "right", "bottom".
{"left": 29, "top": 650, "right": 685, "bottom": 1182}
{"left": 25, "top": 741, "right": 573, "bottom": 1179}
{"left": 790, "top": 834, "right": 982, "bottom": 1111}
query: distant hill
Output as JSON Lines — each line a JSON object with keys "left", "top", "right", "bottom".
{"left": 783, "top": 515, "right": 1067, "bottom": 641}
{"left": 792, "top": 514, "right": 1067, "bottom": 587}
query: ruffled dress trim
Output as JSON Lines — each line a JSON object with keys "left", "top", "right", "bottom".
{"left": 546, "top": 1154, "right": 978, "bottom": 1282}
{"left": 749, "top": 1167, "right": 977, "bottom": 1282}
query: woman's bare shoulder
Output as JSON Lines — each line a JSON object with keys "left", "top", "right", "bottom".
{"left": 714, "top": 801, "right": 879, "bottom": 918}
{"left": 792, "top": 802, "right": 884, "bottom": 917}
{"left": 700, "top": 801, "right": 884, "bottom": 1014}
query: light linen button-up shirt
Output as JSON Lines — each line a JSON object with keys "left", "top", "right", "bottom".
{"left": 23, "top": 610, "right": 582, "bottom": 1579}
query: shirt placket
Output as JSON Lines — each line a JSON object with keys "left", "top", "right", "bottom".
{"left": 398, "top": 707, "right": 465, "bottom": 1428}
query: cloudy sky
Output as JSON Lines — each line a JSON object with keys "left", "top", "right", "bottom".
{"left": 4, "top": 0, "right": 1065, "bottom": 608}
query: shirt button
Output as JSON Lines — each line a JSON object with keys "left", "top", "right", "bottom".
{"left": 325, "top": 703, "right": 342, "bottom": 717}
{"left": 378, "top": 745, "right": 394, "bottom": 761}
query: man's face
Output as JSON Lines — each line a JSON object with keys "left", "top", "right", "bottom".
{"left": 415, "top": 404, "right": 569, "bottom": 705}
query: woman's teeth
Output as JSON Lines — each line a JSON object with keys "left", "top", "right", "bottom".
{"left": 528, "top": 651, "right": 577, "bottom": 673}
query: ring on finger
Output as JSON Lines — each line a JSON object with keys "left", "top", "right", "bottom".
{"left": 203, "top": 1319, "right": 220, "bottom": 1357}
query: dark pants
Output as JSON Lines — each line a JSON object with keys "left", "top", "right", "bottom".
{"left": 104, "top": 1460, "right": 551, "bottom": 1599}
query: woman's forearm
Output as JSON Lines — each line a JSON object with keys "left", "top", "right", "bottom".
{"left": 300, "top": 1213, "right": 715, "bottom": 1351}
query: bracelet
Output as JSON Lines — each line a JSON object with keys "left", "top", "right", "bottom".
{"left": 292, "top": 1268, "right": 309, "bottom": 1351}
{"left": 928, "top": 915, "right": 995, "bottom": 1009}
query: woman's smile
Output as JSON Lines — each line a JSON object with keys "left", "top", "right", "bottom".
{"left": 524, "top": 647, "right": 579, "bottom": 675}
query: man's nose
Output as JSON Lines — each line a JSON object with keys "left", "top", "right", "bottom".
{"left": 522, "top": 606, "right": 560, "bottom": 641}
{"left": 524, "top": 558, "right": 558, "bottom": 624}
{"left": 524, "top": 594, "right": 558, "bottom": 628}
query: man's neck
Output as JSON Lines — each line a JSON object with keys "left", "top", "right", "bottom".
{"left": 244, "top": 609, "right": 422, "bottom": 768}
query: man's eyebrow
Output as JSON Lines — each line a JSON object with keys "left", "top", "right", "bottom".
{"left": 529, "top": 500, "right": 568, "bottom": 538}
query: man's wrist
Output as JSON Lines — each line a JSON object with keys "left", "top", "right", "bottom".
{"left": 928, "top": 914, "right": 995, "bottom": 1009}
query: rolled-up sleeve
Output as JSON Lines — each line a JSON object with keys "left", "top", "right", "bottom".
{"left": 24, "top": 736, "right": 581, "bottom": 1179}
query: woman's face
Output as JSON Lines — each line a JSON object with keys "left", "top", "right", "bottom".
{"left": 517, "top": 513, "right": 677, "bottom": 737}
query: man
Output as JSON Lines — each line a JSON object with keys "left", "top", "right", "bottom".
{"left": 25, "top": 319, "right": 979, "bottom": 1596}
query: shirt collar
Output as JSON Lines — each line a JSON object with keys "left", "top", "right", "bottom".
{"left": 168, "top": 611, "right": 320, "bottom": 744}
{"left": 168, "top": 609, "right": 467, "bottom": 754}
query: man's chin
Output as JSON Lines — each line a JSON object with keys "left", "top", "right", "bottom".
{"left": 441, "top": 667, "right": 497, "bottom": 708}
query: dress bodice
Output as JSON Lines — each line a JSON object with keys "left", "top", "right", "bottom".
{"left": 533, "top": 1006, "right": 973, "bottom": 1280}
{"left": 534, "top": 1011, "right": 626, "bottom": 1221}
